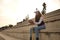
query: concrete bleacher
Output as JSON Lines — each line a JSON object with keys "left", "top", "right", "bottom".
{"left": 1, "top": 9, "right": 60, "bottom": 40}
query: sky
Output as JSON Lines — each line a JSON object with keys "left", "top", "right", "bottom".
{"left": 0, "top": 0, "right": 60, "bottom": 27}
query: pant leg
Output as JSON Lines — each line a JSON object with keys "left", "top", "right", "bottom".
{"left": 34, "top": 25, "right": 45, "bottom": 38}
{"left": 38, "top": 25, "right": 46, "bottom": 30}
{"left": 30, "top": 25, "right": 45, "bottom": 40}
{"left": 30, "top": 28, "right": 33, "bottom": 37}
{"left": 34, "top": 27, "right": 39, "bottom": 38}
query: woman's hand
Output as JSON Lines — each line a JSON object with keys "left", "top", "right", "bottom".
{"left": 28, "top": 20, "right": 35, "bottom": 25}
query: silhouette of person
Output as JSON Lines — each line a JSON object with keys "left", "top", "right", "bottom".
{"left": 42, "top": 2, "right": 46, "bottom": 15}
{"left": 43, "top": 2, "right": 46, "bottom": 10}
{"left": 29, "top": 8, "right": 46, "bottom": 40}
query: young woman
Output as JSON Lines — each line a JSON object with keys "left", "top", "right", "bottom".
{"left": 29, "top": 9, "right": 46, "bottom": 40}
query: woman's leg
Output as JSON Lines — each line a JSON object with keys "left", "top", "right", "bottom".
{"left": 34, "top": 27, "right": 39, "bottom": 38}
{"left": 30, "top": 27, "right": 39, "bottom": 40}
{"left": 34, "top": 27, "right": 39, "bottom": 40}
{"left": 30, "top": 28, "right": 33, "bottom": 40}
{"left": 38, "top": 25, "right": 46, "bottom": 30}
{"left": 34, "top": 25, "right": 45, "bottom": 40}
{"left": 30, "top": 25, "right": 45, "bottom": 40}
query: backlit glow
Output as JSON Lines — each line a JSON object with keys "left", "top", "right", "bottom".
{"left": 0, "top": 0, "right": 60, "bottom": 27}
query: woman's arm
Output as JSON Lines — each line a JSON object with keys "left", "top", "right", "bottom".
{"left": 28, "top": 20, "right": 35, "bottom": 24}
